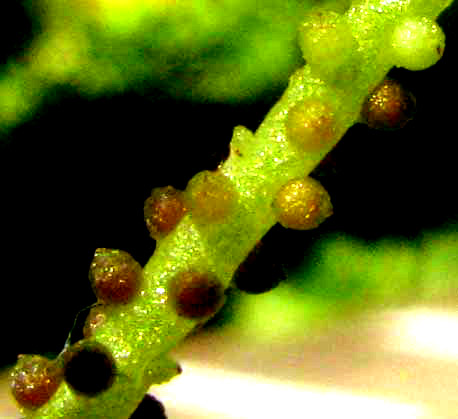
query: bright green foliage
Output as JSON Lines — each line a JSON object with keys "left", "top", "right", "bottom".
{"left": 232, "top": 226, "right": 458, "bottom": 342}
{"left": 0, "top": 0, "right": 309, "bottom": 133}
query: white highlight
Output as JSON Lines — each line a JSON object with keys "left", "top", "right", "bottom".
{"left": 152, "top": 363, "right": 426, "bottom": 419}
{"left": 382, "top": 309, "right": 458, "bottom": 362}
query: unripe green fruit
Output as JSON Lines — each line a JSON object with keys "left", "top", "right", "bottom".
{"left": 298, "top": 10, "right": 357, "bottom": 82}
{"left": 390, "top": 17, "right": 445, "bottom": 71}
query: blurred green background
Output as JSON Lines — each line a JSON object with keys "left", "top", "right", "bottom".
{"left": 0, "top": 0, "right": 457, "bottom": 371}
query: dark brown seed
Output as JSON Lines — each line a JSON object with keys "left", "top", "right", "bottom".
{"left": 63, "top": 341, "right": 115, "bottom": 396}
{"left": 169, "top": 271, "right": 225, "bottom": 319}
{"left": 10, "top": 355, "right": 63, "bottom": 409}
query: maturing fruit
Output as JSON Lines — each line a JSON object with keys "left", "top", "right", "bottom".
{"left": 144, "top": 186, "right": 187, "bottom": 240}
{"left": 169, "top": 270, "right": 225, "bottom": 319}
{"left": 10, "top": 354, "right": 63, "bottom": 409}
{"left": 273, "top": 177, "right": 333, "bottom": 230}
{"left": 361, "top": 78, "right": 416, "bottom": 130}
{"left": 89, "top": 248, "right": 142, "bottom": 304}
{"left": 297, "top": 10, "right": 357, "bottom": 82}
{"left": 285, "top": 99, "right": 337, "bottom": 152}
{"left": 185, "top": 170, "right": 237, "bottom": 223}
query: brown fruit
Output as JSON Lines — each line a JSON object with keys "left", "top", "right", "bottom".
{"left": 10, "top": 355, "right": 63, "bottom": 409}
{"left": 361, "top": 78, "right": 416, "bottom": 130}
{"left": 169, "top": 271, "right": 225, "bottom": 319}
{"left": 144, "top": 186, "right": 187, "bottom": 240}
{"left": 89, "top": 248, "right": 142, "bottom": 304}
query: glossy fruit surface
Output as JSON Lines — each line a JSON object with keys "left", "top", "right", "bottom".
{"left": 361, "top": 79, "right": 416, "bottom": 130}
{"left": 273, "top": 177, "right": 333, "bottom": 230}
{"left": 89, "top": 248, "right": 142, "bottom": 304}
{"left": 10, "top": 355, "right": 63, "bottom": 409}
{"left": 169, "top": 271, "right": 225, "bottom": 319}
{"left": 144, "top": 186, "right": 187, "bottom": 240}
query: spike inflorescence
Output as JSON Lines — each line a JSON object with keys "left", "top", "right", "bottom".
{"left": 11, "top": 0, "right": 452, "bottom": 417}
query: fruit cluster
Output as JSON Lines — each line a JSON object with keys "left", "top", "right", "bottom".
{"left": 10, "top": 0, "right": 451, "bottom": 417}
